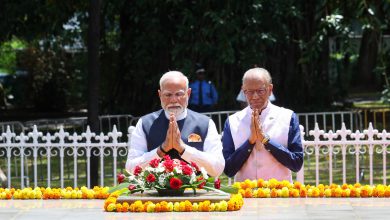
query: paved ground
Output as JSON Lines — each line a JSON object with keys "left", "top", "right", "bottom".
{"left": 1, "top": 198, "right": 390, "bottom": 220}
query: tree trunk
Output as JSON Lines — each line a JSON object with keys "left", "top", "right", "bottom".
{"left": 357, "top": 29, "right": 380, "bottom": 89}
{"left": 87, "top": 0, "right": 101, "bottom": 187}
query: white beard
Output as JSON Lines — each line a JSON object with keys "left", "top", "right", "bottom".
{"left": 162, "top": 103, "right": 184, "bottom": 117}
{"left": 167, "top": 106, "right": 184, "bottom": 117}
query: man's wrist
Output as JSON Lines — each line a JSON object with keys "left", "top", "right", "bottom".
{"left": 159, "top": 145, "right": 168, "bottom": 154}
{"left": 249, "top": 137, "right": 256, "bottom": 145}
{"left": 178, "top": 144, "right": 186, "bottom": 156}
{"left": 262, "top": 133, "right": 270, "bottom": 145}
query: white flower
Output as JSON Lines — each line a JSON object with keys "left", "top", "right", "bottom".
{"left": 145, "top": 166, "right": 156, "bottom": 172}
{"left": 189, "top": 172, "right": 196, "bottom": 184}
{"left": 158, "top": 174, "right": 167, "bottom": 187}
{"left": 174, "top": 167, "right": 182, "bottom": 175}
{"left": 200, "top": 167, "right": 209, "bottom": 180}
{"left": 128, "top": 175, "right": 135, "bottom": 181}
{"left": 155, "top": 166, "right": 165, "bottom": 173}
{"left": 136, "top": 178, "right": 145, "bottom": 187}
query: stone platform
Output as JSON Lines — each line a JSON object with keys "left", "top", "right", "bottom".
{"left": 1, "top": 198, "right": 390, "bottom": 220}
{"left": 117, "top": 189, "right": 231, "bottom": 203}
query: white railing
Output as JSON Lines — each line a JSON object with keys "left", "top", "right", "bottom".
{"left": 0, "top": 125, "right": 131, "bottom": 189}
{"left": 0, "top": 110, "right": 363, "bottom": 138}
{"left": 202, "top": 110, "right": 363, "bottom": 135}
{"left": 297, "top": 111, "right": 363, "bottom": 137}
{"left": 300, "top": 122, "right": 390, "bottom": 186}
{"left": 1, "top": 121, "right": 390, "bottom": 188}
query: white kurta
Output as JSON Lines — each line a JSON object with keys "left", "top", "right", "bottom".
{"left": 228, "top": 103, "right": 293, "bottom": 182}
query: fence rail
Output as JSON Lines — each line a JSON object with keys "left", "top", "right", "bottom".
{"left": 0, "top": 110, "right": 365, "bottom": 138}
{"left": 1, "top": 121, "right": 390, "bottom": 188}
{"left": 0, "top": 125, "right": 129, "bottom": 189}
{"left": 299, "top": 122, "right": 390, "bottom": 186}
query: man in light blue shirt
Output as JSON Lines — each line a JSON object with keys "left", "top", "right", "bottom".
{"left": 189, "top": 63, "right": 218, "bottom": 112}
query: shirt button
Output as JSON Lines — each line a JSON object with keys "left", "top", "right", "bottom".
{"left": 248, "top": 149, "right": 252, "bottom": 153}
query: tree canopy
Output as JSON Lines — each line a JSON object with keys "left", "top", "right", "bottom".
{"left": 1, "top": 0, "right": 390, "bottom": 115}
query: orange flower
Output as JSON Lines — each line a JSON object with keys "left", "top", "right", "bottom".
{"left": 341, "top": 189, "right": 350, "bottom": 197}
{"left": 350, "top": 188, "right": 357, "bottom": 197}
{"left": 270, "top": 188, "right": 278, "bottom": 198}
{"left": 268, "top": 178, "right": 278, "bottom": 189}
{"left": 244, "top": 188, "right": 252, "bottom": 198}
{"left": 318, "top": 188, "right": 325, "bottom": 197}
{"left": 385, "top": 186, "right": 390, "bottom": 197}
{"left": 290, "top": 188, "right": 300, "bottom": 198}
{"left": 115, "top": 203, "right": 123, "bottom": 212}
{"left": 257, "top": 178, "right": 266, "bottom": 188}
{"left": 299, "top": 186, "right": 307, "bottom": 197}
{"left": 184, "top": 200, "right": 192, "bottom": 212}
{"left": 160, "top": 201, "right": 169, "bottom": 212}
{"left": 155, "top": 203, "right": 162, "bottom": 212}
{"left": 293, "top": 181, "right": 302, "bottom": 189}
{"left": 334, "top": 188, "right": 342, "bottom": 197}
{"left": 257, "top": 188, "right": 266, "bottom": 198}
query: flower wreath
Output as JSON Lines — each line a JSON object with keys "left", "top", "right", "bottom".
{"left": 110, "top": 155, "right": 237, "bottom": 195}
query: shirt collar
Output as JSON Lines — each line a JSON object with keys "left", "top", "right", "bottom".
{"left": 163, "top": 108, "right": 187, "bottom": 121}
{"left": 247, "top": 101, "right": 271, "bottom": 118}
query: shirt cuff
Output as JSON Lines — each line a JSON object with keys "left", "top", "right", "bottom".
{"left": 180, "top": 144, "right": 194, "bottom": 161}
{"left": 265, "top": 139, "right": 277, "bottom": 152}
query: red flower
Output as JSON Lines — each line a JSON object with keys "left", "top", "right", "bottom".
{"left": 214, "top": 178, "right": 221, "bottom": 189}
{"left": 163, "top": 155, "right": 171, "bottom": 161}
{"left": 163, "top": 160, "right": 175, "bottom": 172}
{"left": 128, "top": 185, "right": 136, "bottom": 191}
{"left": 191, "top": 162, "right": 200, "bottom": 172}
{"left": 149, "top": 158, "right": 160, "bottom": 168}
{"left": 134, "top": 166, "right": 142, "bottom": 176}
{"left": 182, "top": 165, "right": 193, "bottom": 176}
{"left": 180, "top": 160, "right": 187, "bottom": 166}
{"left": 117, "top": 173, "right": 125, "bottom": 184}
{"left": 169, "top": 177, "right": 183, "bottom": 189}
{"left": 146, "top": 173, "right": 156, "bottom": 183}
{"left": 198, "top": 181, "right": 206, "bottom": 189}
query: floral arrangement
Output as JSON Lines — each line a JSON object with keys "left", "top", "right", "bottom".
{"left": 234, "top": 178, "right": 390, "bottom": 198}
{"left": 104, "top": 192, "right": 244, "bottom": 212}
{"left": 110, "top": 155, "right": 237, "bottom": 196}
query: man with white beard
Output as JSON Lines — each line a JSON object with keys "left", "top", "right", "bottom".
{"left": 125, "top": 71, "right": 224, "bottom": 177}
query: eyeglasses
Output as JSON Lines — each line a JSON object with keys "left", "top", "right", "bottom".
{"left": 162, "top": 91, "right": 186, "bottom": 99}
{"left": 244, "top": 88, "right": 267, "bottom": 96}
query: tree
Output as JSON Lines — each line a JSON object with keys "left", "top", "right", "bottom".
{"left": 87, "top": 0, "right": 101, "bottom": 188}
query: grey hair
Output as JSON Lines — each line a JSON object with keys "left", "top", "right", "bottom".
{"left": 159, "top": 71, "right": 189, "bottom": 89}
{"left": 242, "top": 68, "right": 272, "bottom": 84}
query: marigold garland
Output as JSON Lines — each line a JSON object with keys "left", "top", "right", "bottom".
{"left": 103, "top": 193, "right": 244, "bottom": 212}
{"left": 233, "top": 178, "right": 390, "bottom": 198}
{"left": 0, "top": 186, "right": 110, "bottom": 200}
{"left": 2, "top": 177, "right": 390, "bottom": 214}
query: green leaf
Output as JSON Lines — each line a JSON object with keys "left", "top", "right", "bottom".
{"left": 129, "top": 188, "right": 145, "bottom": 194}
{"left": 206, "top": 177, "right": 216, "bottom": 183}
{"left": 117, "top": 187, "right": 130, "bottom": 195}
{"left": 108, "top": 182, "right": 129, "bottom": 194}
{"left": 203, "top": 183, "right": 239, "bottom": 194}
{"left": 219, "top": 185, "right": 239, "bottom": 194}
